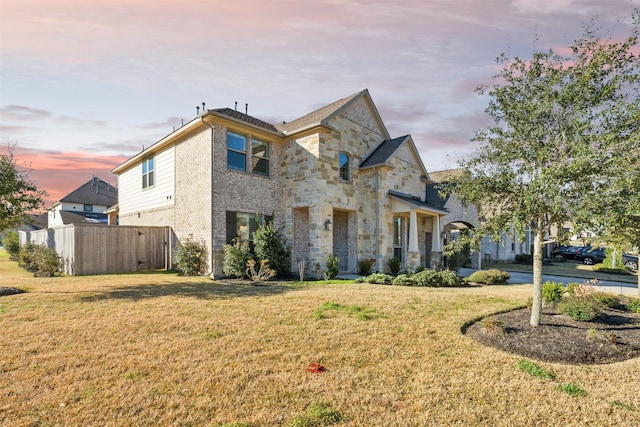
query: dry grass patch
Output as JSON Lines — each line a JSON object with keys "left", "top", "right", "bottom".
{"left": 1, "top": 251, "right": 639, "bottom": 426}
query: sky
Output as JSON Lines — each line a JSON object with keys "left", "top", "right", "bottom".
{"left": 1, "top": 0, "right": 638, "bottom": 207}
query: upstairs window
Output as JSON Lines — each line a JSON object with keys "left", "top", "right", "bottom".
{"left": 227, "top": 130, "right": 270, "bottom": 176}
{"left": 251, "top": 138, "right": 269, "bottom": 176}
{"left": 227, "top": 131, "right": 247, "bottom": 172}
{"left": 339, "top": 152, "right": 350, "bottom": 181}
{"left": 142, "top": 156, "right": 154, "bottom": 189}
{"left": 84, "top": 204, "right": 93, "bottom": 212}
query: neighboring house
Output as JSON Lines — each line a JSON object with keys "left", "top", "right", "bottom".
{"left": 48, "top": 177, "right": 118, "bottom": 227}
{"left": 429, "top": 168, "right": 536, "bottom": 264}
{"left": 112, "top": 89, "right": 448, "bottom": 277}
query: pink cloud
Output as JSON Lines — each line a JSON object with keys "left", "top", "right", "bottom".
{"left": 9, "top": 147, "right": 125, "bottom": 207}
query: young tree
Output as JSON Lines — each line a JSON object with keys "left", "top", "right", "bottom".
{"left": 444, "top": 16, "right": 639, "bottom": 326}
{"left": 0, "top": 146, "right": 47, "bottom": 232}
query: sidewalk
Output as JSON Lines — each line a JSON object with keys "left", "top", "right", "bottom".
{"left": 459, "top": 267, "right": 639, "bottom": 296}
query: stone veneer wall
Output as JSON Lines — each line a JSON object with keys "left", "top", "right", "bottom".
{"left": 282, "top": 96, "right": 422, "bottom": 275}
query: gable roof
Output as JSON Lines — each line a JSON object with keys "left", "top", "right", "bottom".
{"left": 274, "top": 89, "right": 389, "bottom": 138}
{"left": 388, "top": 190, "right": 448, "bottom": 214}
{"left": 424, "top": 168, "right": 465, "bottom": 209}
{"left": 359, "top": 135, "right": 409, "bottom": 169}
{"left": 359, "top": 134, "right": 430, "bottom": 181}
{"left": 57, "top": 177, "right": 118, "bottom": 207}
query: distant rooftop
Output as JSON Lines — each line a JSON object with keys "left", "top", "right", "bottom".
{"left": 58, "top": 177, "right": 117, "bottom": 207}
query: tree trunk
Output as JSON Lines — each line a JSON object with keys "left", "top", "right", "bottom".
{"left": 530, "top": 230, "right": 545, "bottom": 327}
{"left": 637, "top": 269, "right": 639, "bottom": 297}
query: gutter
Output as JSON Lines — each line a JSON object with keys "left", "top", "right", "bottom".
{"left": 200, "top": 116, "right": 216, "bottom": 278}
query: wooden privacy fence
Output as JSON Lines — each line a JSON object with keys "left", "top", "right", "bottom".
{"left": 19, "top": 224, "right": 173, "bottom": 276}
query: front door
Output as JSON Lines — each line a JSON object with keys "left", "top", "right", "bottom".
{"left": 425, "top": 232, "right": 432, "bottom": 268}
{"left": 333, "top": 211, "right": 349, "bottom": 271}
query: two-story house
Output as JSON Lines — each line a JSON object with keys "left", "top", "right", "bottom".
{"left": 112, "top": 89, "right": 448, "bottom": 277}
{"left": 48, "top": 177, "right": 118, "bottom": 227}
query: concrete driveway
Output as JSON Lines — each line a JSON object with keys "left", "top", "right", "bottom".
{"left": 459, "top": 267, "right": 639, "bottom": 296}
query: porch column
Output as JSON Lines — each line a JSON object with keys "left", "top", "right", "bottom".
{"left": 408, "top": 209, "right": 419, "bottom": 252}
{"left": 431, "top": 215, "right": 443, "bottom": 270}
{"left": 407, "top": 209, "right": 420, "bottom": 268}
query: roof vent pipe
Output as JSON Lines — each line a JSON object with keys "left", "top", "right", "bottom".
{"left": 196, "top": 106, "right": 200, "bottom": 115}
{"left": 202, "top": 102, "right": 205, "bottom": 112}
{"left": 234, "top": 101, "right": 237, "bottom": 111}
{"left": 245, "top": 103, "right": 248, "bottom": 114}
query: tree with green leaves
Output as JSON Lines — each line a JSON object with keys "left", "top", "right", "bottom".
{"left": 0, "top": 146, "right": 46, "bottom": 232}
{"left": 444, "top": 16, "right": 640, "bottom": 326}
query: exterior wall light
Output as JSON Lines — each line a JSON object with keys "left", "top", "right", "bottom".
{"left": 324, "top": 218, "right": 332, "bottom": 231}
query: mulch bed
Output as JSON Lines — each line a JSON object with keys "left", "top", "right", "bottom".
{"left": 0, "top": 287, "right": 26, "bottom": 297}
{"left": 465, "top": 306, "right": 640, "bottom": 365}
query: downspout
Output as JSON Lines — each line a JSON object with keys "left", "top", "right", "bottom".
{"left": 375, "top": 167, "right": 380, "bottom": 273}
{"left": 201, "top": 116, "right": 216, "bottom": 277}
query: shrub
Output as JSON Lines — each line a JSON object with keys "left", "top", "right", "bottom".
{"left": 361, "top": 273, "right": 393, "bottom": 285}
{"left": 412, "top": 269, "right": 464, "bottom": 287}
{"left": 391, "top": 274, "right": 416, "bottom": 286}
{"left": 253, "top": 222, "right": 290, "bottom": 278}
{"left": 358, "top": 259, "right": 374, "bottom": 276}
{"left": 325, "top": 255, "right": 340, "bottom": 280}
{"left": 480, "top": 318, "right": 505, "bottom": 336}
{"left": 542, "top": 281, "right": 565, "bottom": 304}
{"left": 18, "top": 244, "right": 60, "bottom": 277}
{"left": 514, "top": 254, "right": 533, "bottom": 264}
{"left": 223, "top": 238, "right": 252, "bottom": 278}
{"left": 246, "top": 259, "right": 276, "bottom": 282}
{"left": 590, "top": 292, "right": 619, "bottom": 308}
{"left": 565, "top": 282, "right": 582, "bottom": 296}
{"left": 387, "top": 257, "right": 401, "bottom": 275}
{"left": 593, "top": 265, "right": 628, "bottom": 275}
{"left": 2, "top": 230, "right": 20, "bottom": 259}
{"left": 626, "top": 297, "right": 640, "bottom": 314}
{"left": 565, "top": 280, "right": 596, "bottom": 297}
{"left": 467, "top": 269, "right": 510, "bottom": 285}
{"left": 175, "top": 239, "right": 206, "bottom": 276}
{"left": 558, "top": 296, "right": 603, "bottom": 321}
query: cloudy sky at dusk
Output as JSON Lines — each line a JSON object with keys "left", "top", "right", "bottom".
{"left": 1, "top": 0, "right": 638, "bottom": 206}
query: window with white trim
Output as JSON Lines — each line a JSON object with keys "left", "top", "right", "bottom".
{"left": 142, "top": 156, "right": 154, "bottom": 189}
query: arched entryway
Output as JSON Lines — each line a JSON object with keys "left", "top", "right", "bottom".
{"left": 442, "top": 220, "right": 478, "bottom": 269}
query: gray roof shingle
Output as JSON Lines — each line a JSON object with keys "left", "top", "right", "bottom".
{"left": 59, "top": 177, "right": 117, "bottom": 207}
{"left": 359, "top": 136, "right": 409, "bottom": 169}
{"left": 274, "top": 90, "right": 364, "bottom": 134}
{"left": 212, "top": 108, "right": 280, "bottom": 133}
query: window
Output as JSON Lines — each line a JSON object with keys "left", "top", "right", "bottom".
{"left": 251, "top": 138, "right": 269, "bottom": 176}
{"left": 226, "top": 211, "right": 273, "bottom": 243}
{"left": 227, "top": 131, "right": 271, "bottom": 176}
{"left": 227, "top": 131, "right": 247, "bottom": 171}
{"left": 142, "top": 156, "right": 154, "bottom": 189}
{"left": 393, "top": 216, "right": 404, "bottom": 262}
{"left": 339, "top": 152, "right": 350, "bottom": 181}
{"left": 84, "top": 204, "right": 93, "bottom": 212}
